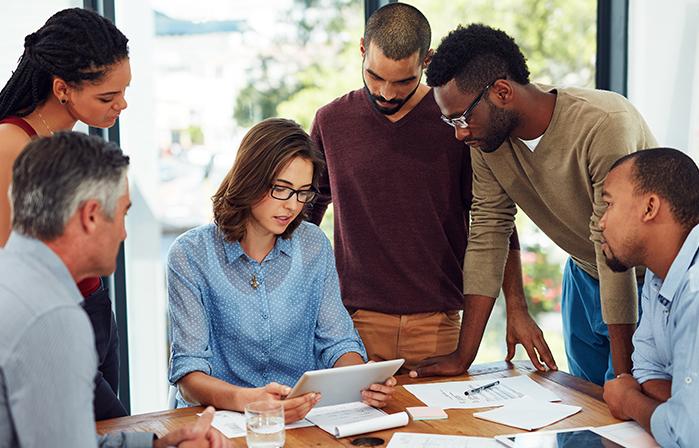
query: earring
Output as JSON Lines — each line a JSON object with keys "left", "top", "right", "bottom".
{"left": 60, "top": 99, "right": 67, "bottom": 104}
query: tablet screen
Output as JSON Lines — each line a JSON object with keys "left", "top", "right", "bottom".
{"left": 506, "top": 429, "right": 625, "bottom": 447}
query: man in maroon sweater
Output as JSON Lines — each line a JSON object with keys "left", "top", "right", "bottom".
{"left": 308, "top": 3, "right": 556, "bottom": 375}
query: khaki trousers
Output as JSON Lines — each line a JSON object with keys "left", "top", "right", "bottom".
{"left": 350, "top": 309, "right": 461, "bottom": 374}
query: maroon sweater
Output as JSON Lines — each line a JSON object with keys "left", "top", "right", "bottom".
{"left": 309, "top": 88, "right": 519, "bottom": 314}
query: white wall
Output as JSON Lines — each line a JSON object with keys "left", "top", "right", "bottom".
{"left": 0, "top": 1, "right": 80, "bottom": 83}
{"left": 628, "top": 0, "right": 699, "bottom": 160}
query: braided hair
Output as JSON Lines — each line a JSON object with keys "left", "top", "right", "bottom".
{"left": 0, "top": 7, "right": 129, "bottom": 120}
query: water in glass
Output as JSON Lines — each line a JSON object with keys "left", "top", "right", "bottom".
{"left": 246, "top": 415, "right": 285, "bottom": 448}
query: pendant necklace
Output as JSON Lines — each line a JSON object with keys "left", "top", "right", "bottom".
{"left": 243, "top": 258, "right": 266, "bottom": 289}
{"left": 36, "top": 110, "right": 54, "bottom": 135}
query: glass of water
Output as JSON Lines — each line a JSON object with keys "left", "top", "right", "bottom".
{"left": 245, "top": 401, "right": 285, "bottom": 448}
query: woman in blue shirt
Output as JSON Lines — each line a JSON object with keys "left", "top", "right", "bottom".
{"left": 167, "top": 118, "right": 395, "bottom": 422}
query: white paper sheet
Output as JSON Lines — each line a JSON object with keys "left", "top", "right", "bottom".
{"left": 305, "top": 401, "right": 408, "bottom": 438}
{"left": 386, "top": 432, "right": 503, "bottom": 448}
{"left": 403, "top": 376, "right": 560, "bottom": 409}
{"left": 596, "top": 421, "right": 661, "bottom": 448}
{"left": 473, "top": 396, "right": 581, "bottom": 430}
{"left": 204, "top": 410, "right": 313, "bottom": 439}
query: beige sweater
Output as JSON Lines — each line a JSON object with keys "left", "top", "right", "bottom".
{"left": 465, "top": 84, "right": 658, "bottom": 324}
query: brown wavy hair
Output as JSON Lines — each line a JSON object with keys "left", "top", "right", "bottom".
{"left": 212, "top": 118, "right": 325, "bottom": 243}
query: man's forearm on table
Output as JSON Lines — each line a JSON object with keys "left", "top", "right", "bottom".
{"left": 609, "top": 323, "right": 636, "bottom": 375}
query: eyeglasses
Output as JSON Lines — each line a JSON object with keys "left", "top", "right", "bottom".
{"left": 270, "top": 185, "right": 319, "bottom": 203}
{"left": 441, "top": 78, "right": 502, "bottom": 129}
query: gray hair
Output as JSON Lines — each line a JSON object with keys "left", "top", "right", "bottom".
{"left": 11, "top": 131, "right": 130, "bottom": 241}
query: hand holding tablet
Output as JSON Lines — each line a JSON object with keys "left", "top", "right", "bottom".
{"left": 285, "top": 359, "right": 404, "bottom": 407}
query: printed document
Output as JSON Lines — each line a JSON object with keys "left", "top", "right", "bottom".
{"left": 305, "top": 401, "right": 408, "bottom": 438}
{"left": 404, "top": 376, "right": 560, "bottom": 409}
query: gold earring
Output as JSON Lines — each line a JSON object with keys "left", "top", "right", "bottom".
{"left": 60, "top": 99, "right": 67, "bottom": 104}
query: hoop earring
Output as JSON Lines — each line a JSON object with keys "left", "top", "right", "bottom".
{"left": 60, "top": 99, "right": 67, "bottom": 104}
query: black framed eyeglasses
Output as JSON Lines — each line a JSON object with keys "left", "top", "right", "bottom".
{"left": 441, "top": 77, "right": 504, "bottom": 129}
{"left": 270, "top": 185, "right": 319, "bottom": 203}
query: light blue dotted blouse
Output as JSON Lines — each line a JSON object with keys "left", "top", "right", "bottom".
{"left": 167, "top": 221, "right": 366, "bottom": 407}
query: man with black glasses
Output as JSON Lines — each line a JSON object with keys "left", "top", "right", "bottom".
{"left": 416, "top": 23, "right": 657, "bottom": 386}
{"left": 308, "top": 4, "right": 556, "bottom": 375}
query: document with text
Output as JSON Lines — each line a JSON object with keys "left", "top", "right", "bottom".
{"left": 305, "top": 401, "right": 409, "bottom": 438}
{"left": 403, "top": 376, "right": 561, "bottom": 409}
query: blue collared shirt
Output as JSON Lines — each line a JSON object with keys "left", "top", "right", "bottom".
{"left": 167, "top": 221, "right": 366, "bottom": 406}
{"left": 0, "top": 233, "right": 153, "bottom": 448}
{"left": 632, "top": 224, "right": 699, "bottom": 447}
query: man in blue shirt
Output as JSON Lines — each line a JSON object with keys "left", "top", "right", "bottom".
{"left": 0, "top": 132, "right": 231, "bottom": 448}
{"left": 601, "top": 147, "right": 699, "bottom": 447}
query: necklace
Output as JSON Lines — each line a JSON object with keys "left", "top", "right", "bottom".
{"left": 36, "top": 111, "right": 54, "bottom": 135}
{"left": 243, "top": 258, "right": 266, "bottom": 289}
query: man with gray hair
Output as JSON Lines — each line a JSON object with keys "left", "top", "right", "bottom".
{"left": 308, "top": 3, "right": 556, "bottom": 374}
{"left": 0, "top": 132, "right": 231, "bottom": 448}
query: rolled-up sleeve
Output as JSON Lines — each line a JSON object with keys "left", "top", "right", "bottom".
{"left": 167, "top": 237, "right": 214, "bottom": 385}
{"left": 313, "top": 235, "right": 366, "bottom": 367}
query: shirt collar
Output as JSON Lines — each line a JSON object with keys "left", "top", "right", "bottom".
{"left": 4, "top": 232, "right": 83, "bottom": 305}
{"left": 222, "top": 234, "right": 293, "bottom": 264}
{"left": 658, "top": 223, "right": 699, "bottom": 304}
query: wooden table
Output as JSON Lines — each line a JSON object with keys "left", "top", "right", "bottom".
{"left": 96, "top": 361, "right": 621, "bottom": 446}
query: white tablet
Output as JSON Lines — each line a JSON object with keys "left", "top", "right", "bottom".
{"left": 285, "top": 359, "right": 404, "bottom": 407}
{"left": 494, "top": 427, "right": 631, "bottom": 448}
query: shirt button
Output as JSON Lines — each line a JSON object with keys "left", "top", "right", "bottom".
{"left": 686, "top": 377, "right": 692, "bottom": 384}
{"left": 664, "top": 310, "right": 670, "bottom": 315}
{"left": 262, "top": 314, "right": 268, "bottom": 319}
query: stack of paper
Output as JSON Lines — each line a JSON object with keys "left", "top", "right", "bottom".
{"left": 473, "top": 396, "right": 581, "bottom": 430}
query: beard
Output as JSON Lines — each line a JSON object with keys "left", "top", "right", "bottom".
{"left": 364, "top": 80, "right": 420, "bottom": 116}
{"left": 474, "top": 100, "right": 521, "bottom": 153}
{"left": 604, "top": 251, "right": 631, "bottom": 273}
{"left": 603, "top": 237, "right": 644, "bottom": 273}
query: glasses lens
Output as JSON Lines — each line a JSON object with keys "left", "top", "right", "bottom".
{"left": 453, "top": 117, "right": 469, "bottom": 129}
{"left": 297, "top": 190, "right": 317, "bottom": 203}
{"left": 271, "top": 186, "right": 292, "bottom": 200}
{"left": 441, "top": 115, "right": 455, "bottom": 128}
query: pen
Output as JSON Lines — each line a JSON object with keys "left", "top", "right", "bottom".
{"left": 464, "top": 380, "right": 500, "bottom": 396}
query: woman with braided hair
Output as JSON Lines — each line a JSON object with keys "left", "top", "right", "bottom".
{"left": 0, "top": 7, "right": 131, "bottom": 420}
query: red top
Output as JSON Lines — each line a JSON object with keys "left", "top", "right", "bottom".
{"left": 2, "top": 116, "right": 100, "bottom": 299}
{"left": 0, "top": 116, "right": 38, "bottom": 138}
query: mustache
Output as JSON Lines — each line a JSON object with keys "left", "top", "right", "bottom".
{"left": 369, "top": 94, "right": 402, "bottom": 105}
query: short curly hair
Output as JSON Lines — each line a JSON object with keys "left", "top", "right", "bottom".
{"left": 426, "top": 23, "right": 530, "bottom": 94}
